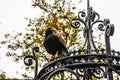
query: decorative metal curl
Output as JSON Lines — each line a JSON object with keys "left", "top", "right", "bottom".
{"left": 71, "top": 5, "right": 109, "bottom": 50}
{"left": 78, "top": 11, "right": 86, "bottom": 20}
{"left": 71, "top": 10, "right": 87, "bottom": 29}
{"left": 105, "top": 24, "right": 114, "bottom": 36}
{"left": 24, "top": 46, "right": 40, "bottom": 80}
{"left": 70, "top": 18, "right": 87, "bottom": 29}
{"left": 88, "top": 7, "right": 100, "bottom": 22}
{"left": 92, "top": 12, "right": 100, "bottom": 22}
{"left": 93, "top": 67, "right": 105, "bottom": 79}
{"left": 46, "top": 68, "right": 80, "bottom": 80}
{"left": 76, "top": 68, "right": 85, "bottom": 77}
{"left": 24, "top": 47, "right": 40, "bottom": 64}
{"left": 104, "top": 19, "right": 110, "bottom": 26}
{"left": 24, "top": 55, "right": 35, "bottom": 66}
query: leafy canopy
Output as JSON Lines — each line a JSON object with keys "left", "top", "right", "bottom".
{"left": 0, "top": 0, "right": 106, "bottom": 79}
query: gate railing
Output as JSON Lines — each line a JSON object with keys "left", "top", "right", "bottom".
{"left": 24, "top": 0, "right": 120, "bottom": 80}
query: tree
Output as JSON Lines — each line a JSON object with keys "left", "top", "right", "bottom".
{"left": 0, "top": 0, "right": 84, "bottom": 79}
{"left": 1, "top": 0, "right": 118, "bottom": 79}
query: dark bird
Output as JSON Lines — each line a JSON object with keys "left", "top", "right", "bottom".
{"left": 43, "top": 28, "right": 68, "bottom": 60}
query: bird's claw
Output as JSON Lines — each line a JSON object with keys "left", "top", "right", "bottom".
{"left": 54, "top": 53, "right": 59, "bottom": 59}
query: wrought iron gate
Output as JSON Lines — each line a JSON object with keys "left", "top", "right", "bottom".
{"left": 24, "top": 0, "right": 120, "bottom": 80}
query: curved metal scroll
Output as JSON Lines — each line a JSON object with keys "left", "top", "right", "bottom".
{"left": 24, "top": 46, "right": 39, "bottom": 79}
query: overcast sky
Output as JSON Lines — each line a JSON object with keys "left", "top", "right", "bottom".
{"left": 89, "top": 0, "right": 120, "bottom": 51}
{"left": 0, "top": 0, "right": 120, "bottom": 78}
{"left": 0, "top": 0, "right": 41, "bottom": 78}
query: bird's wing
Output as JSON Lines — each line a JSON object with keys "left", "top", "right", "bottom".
{"left": 43, "top": 41, "right": 51, "bottom": 53}
{"left": 53, "top": 34, "right": 68, "bottom": 53}
{"left": 53, "top": 34, "right": 66, "bottom": 46}
{"left": 44, "top": 34, "right": 59, "bottom": 55}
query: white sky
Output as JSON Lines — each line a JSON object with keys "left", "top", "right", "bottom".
{"left": 0, "top": 0, "right": 120, "bottom": 79}
{"left": 90, "top": 0, "right": 120, "bottom": 51}
{"left": 0, "top": 0, "right": 41, "bottom": 78}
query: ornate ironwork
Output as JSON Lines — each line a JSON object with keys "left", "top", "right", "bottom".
{"left": 24, "top": 0, "right": 120, "bottom": 80}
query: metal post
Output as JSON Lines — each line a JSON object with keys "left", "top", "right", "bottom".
{"left": 105, "top": 25, "right": 114, "bottom": 80}
{"left": 86, "top": 0, "right": 97, "bottom": 50}
{"left": 32, "top": 47, "right": 39, "bottom": 80}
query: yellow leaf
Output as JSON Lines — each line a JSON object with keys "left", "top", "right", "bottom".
{"left": 94, "top": 58, "right": 99, "bottom": 63}
{"left": 81, "top": 51, "right": 85, "bottom": 55}
{"left": 34, "top": 52, "right": 40, "bottom": 60}
{"left": 92, "top": 76, "right": 97, "bottom": 80}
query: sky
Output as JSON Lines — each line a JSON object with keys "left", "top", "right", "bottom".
{"left": 90, "top": 0, "right": 120, "bottom": 51}
{"left": 0, "top": 0, "right": 41, "bottom": 78}
{"left": 0, "top": 0, "right": 120, "bottom": 79}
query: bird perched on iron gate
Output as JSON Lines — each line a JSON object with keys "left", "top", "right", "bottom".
{"left": 43, "top": 28, "right": 68, "bottom": 61}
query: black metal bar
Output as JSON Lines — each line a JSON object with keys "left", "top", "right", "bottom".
{"left": 105, "top": 23, "right": 115, "bottom": 80}
{"left": 107, "top": 62, "right": 113, "bottom": 80}
{"left": 87, "top": 0, "right": 91, "bottom": 50}
{"left": 33, "top": 54, "right": 38, "bottom": 80}
{"left": 32, "top": 47, "right": 39, "bottom": 80}
{"left": 87, "top": 0, "right": 97, "bottom": 50}
{"left": 46, "top": 68, "right": 80, "bottom": 80}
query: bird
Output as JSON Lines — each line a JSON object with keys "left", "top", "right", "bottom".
{"left": 43, "top": 28, "right": 68, "bottom": 61}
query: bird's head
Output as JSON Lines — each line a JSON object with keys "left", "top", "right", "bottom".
{"left": 45, "top": 28, "right": 53, "bottom": 37}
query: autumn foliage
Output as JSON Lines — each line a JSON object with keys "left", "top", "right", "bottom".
{"left": 0, "top": 0, "right": 89, "bottom": 79}
{"left": 0, "top": 0, "right": 83, "bottom": 62}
